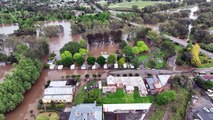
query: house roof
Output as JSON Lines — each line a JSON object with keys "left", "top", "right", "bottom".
{"left": 103, "top": 103, "right": 152, "bottom": 112}
{"left": 157, "top": 75, "right": 171, "bottom": 86}
{"left": 69, "top": 103, "right": 102, "bottom": 120}
{"left": 106, "top": 76, "right": 148, "bottom": 95}
{"left": 126, "top": 85, "right": 134, "bottom": 91}
{"left": 44, "top": 86, "right": 74, "bottom": 95}
{"left": 49, "top": 81, "right": 67, "bottom": 87}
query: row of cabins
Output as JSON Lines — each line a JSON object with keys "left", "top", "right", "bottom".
{"left": 42, "top": 81, "right": 75, "bottom": 103}
{"left": 69, "top": 103, "right": 152, "bottom": 120}
{"left": 102, "top": 75, "right": 171, "bottom": 96}
{"left": 49, "top": 63, "right": 135, "bottom": 70}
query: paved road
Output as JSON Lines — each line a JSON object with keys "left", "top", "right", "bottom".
{"left": 167, "top": 55, "right": 177, "bottom": 71}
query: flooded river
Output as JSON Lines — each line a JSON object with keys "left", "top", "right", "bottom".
{"left": 0, "top": 23, "right": 19, "bottom": 35}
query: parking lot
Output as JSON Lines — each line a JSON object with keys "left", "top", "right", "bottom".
{"left": 188, "top": 94, "right": 213, "bottom": 120}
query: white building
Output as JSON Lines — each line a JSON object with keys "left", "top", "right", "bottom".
{"left": 42, "top": 81, "right": 75, "bottom": 103}
{"left": 105, "top": 75, "right": 148, "bottom": 96}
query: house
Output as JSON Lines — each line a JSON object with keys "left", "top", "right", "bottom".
{"left": 105, "top": 75, "right": 148, "bottom": 96}
{"left": 103, "top": 103, "right": 152, "bottom": 120}
{"left": 146, "top": 75, "right": 171, "bottom": 94}
{"left": 42, "top": 81, "right": 75, "bottom": 103}
{"left": 70, "top": 64, "right": 75, "bottom": 70}
{"left": 69, "top": 103, "right": 102, "bottom": 120}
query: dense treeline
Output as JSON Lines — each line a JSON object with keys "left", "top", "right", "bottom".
{"left": 141, "top": 2, "right": 182, "bottom": 13}
{"left": 191, "top": 2, "right": 213, "bottom": 52}
{"left": 160, "top": 19, "right": 190, "bottom": 38}
{"left": 0, "top": 58, "right": 42, "bottom": 115}
{"left": 86, "top": 30, "right": 122, "bottom": 46}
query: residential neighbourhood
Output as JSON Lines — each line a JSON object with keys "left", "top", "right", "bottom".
{"left": 0, "top": 0, "right": 213, "bottom": 120}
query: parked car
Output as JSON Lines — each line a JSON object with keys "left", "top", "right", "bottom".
{"left": 203, "top": 107, "right": 210, "bottom": 112}
{"left": 209, "top": 108, "right": 213, "bottom": 112}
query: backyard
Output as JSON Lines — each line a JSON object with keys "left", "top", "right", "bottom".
{"left": 73, "top": 82, "right": 154, "bottom": 105}
{"left": 36, "top": 112, "right": 59, "bottom": 120}
{"left": 99, "top": 0, "right": 169, "bottom": 9}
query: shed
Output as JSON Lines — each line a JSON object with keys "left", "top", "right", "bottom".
{"left": 123, "top": 63, "right": 127, "bottom": 68}
{"left": 70, "top": 64, "right": 75, "bottom": 70}
{"left": 103, "top": 64, "right": 108, "bottom": 69}
{"left": 92, "top": 64, "right": 97, "bottom": 70}
{"left": 58, "top": 65, "right": 63, "bottom": 70}
{"left": 49, "top": 64, "right": 55, "bottom": 70}
{"left": 114, "top": 63, "right": 118, "bottom": 69}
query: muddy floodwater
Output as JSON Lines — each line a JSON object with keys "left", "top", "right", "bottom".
{"left": 5, "top": 69, "right": 108, "bottom": 120}
{"left": 0, "top": 64, "right": 13, "bottom": 83}
{"left": 0, "top": 23, "right": 19, "bottom": 35}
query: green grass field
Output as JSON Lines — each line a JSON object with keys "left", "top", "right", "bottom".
{"left": 36, "top": 112, "right": 59, "bottom": 120}
{"left": 99, "top": 0, "right": 169, "bottom": 9}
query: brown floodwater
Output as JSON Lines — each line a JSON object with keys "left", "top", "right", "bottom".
{"left": 89, "top": 43, "right": 119, "bottom": 57}
{"left": 0, "top": 23, "right": 19, "bottom": 35}
{"left": 5, "top": 69, "right": 108, "bottom": 120}
{"left": 2, "top": 21, "right": 119, "bottom": 120}
{"left": 0, "top": 64, "right": 13, "bottom": 83}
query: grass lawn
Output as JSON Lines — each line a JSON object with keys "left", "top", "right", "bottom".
{"left": 36, "top": 112, "right": 59, "bottom": 120}
{"left": 103, "top": 89, "right": 154, "bottom": 104}
{"left": 100, "top": 0, "right": 169, "bottom": 9}
{"left": 73, "top": 86, "right": 85, "bottom": 105}
{"left": 175, "top": 45, "right": 182, "bottom": 52}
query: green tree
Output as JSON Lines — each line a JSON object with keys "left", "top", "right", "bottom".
{"left": 76, "top": 56, "right": 85, "bottom": 65}
{"left": 132, "top": 46, "right": 140, "bottom": 55}
{"left": 61, "top": 51, "right": 72, "bottom": 67}
{"left": 79, "top": 48, "right": 88, "bottom": 56}
{"left": 97, "top": 56, "right": 106, "bottom": 67}
{"left": 0, "top": 53, "right": 7, "bottom": 62}
{"left": 118, "top": 57, "right": 126, "bottom": 66}
{"left": 60, "top": 42, "right": 81, "bottom": 55}
{"left": 107, "top": 54, "right": 117, "bottom": 64}
{"left": 79, "top": 39, "right": 87, "bottom": 48}
{"left": 0, "top": 114, "right": 4, "bottom": 120}
{"left": 87, "top": 56, "right": 96, "bottom": 65}
{"left": 147, "top": 31, "right": 161, "bottom": 45}
{"left": 156, "top": 90, "right": 177, "bottom": 105}
{"left": 73, "top": 53, "right": 82, "bottom": 61}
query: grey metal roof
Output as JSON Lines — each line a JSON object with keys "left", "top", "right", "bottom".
{"left": 69, "top": 103, "right": 102, "bottom": 120}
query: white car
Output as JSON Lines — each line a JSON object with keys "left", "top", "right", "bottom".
{"left": 203, "top": 107, "right": 210, "bottom": 112}
{"left": 209, "top": 108, "right": 213, "bottom": 112}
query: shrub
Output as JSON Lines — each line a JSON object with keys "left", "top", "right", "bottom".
{"left": 156, "top": 90, "right": 177, "bottom": 105}
{"left": 123, "top": 74, "right": 127, "bottom": 77}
